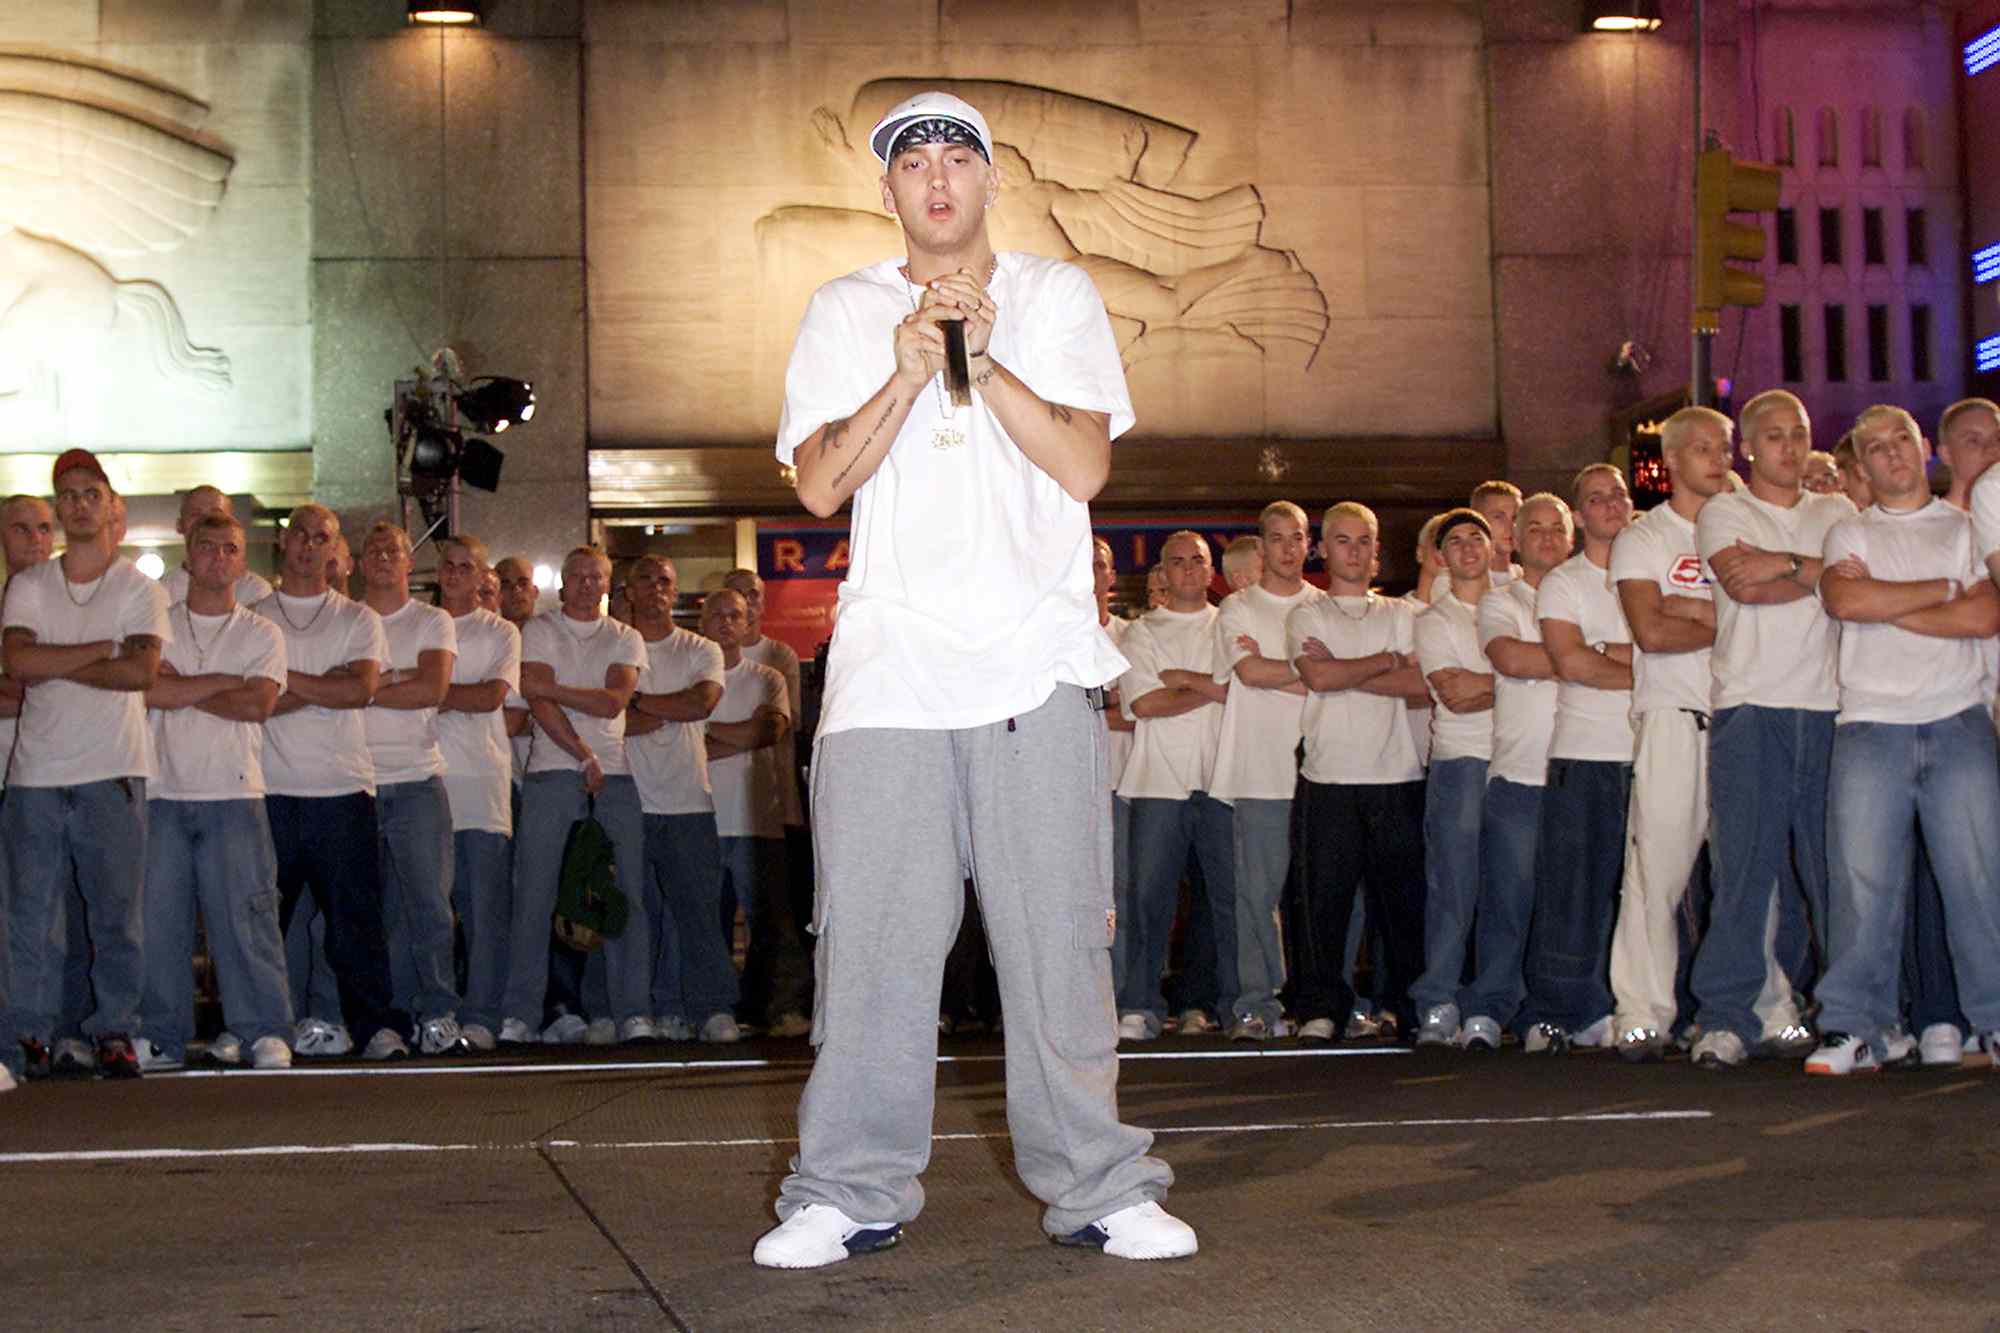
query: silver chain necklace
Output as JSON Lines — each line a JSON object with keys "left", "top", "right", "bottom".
{"left": 182, "top": 603, "right": 235, "bottom": 671}
{"left": 60, "top": 558, "right": 109, "bottom": 609}
{"left": 275, "top": 589, "right": 333, "bottom": 635}
{"left": 1328, "top": 591, "right": 1377, "bottom": 621}
{"left": 901, "top": 254, "right": 997, "bottom": 451}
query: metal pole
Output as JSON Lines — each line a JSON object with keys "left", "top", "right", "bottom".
{"left": 1690, "top": 0, "right": 1712, "bottom": 407}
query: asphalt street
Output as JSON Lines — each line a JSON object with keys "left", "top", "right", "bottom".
{"left": 4, "top": 1034, "right": 1996, "bottom": 1331}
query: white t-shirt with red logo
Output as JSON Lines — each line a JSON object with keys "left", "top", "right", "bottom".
{"left": 1609, "top": 502, "right": 1713, "bottom": 716}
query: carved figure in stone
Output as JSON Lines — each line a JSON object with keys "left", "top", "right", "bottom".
{"left": 764, "top": 79, "right": 1328, "bottom": 372}
{"left": 0, "top": 51, "right": 235, "bottom": 439}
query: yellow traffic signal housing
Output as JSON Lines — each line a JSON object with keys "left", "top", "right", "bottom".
{"left": 1694, "top": 147, "right": 1783, "bottom": 329}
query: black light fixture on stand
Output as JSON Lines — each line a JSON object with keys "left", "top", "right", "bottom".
{"left": 388, "top": 349, "right": 524, "bottom": 549}
{"left": 1584, "top": 1, "right": 1663, "bottom": 32}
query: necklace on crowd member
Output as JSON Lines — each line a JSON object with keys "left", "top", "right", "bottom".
{"left": 60, "top": 559, "right": 108, "bottom": 609}
{"left": 182, "top": 603, "right": 236, "bottom": 671}
{"left": 1328, "top": 591, "right": 1377, "bottom": 621}
{"left": 901, "top": 254, "right": 998, "bottom": 452}
{"left": 275, "top": 590, "right": 333, "bottom": 635}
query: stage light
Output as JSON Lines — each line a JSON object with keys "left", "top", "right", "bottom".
{"left": 136, "top": 551, "right": 165, "bottom": 580}
{"left": 532, "top": 563, "right": 555, "bottom": 591}
{"left": 1585, "top": 1, "right": 1663, "bottom": 32}
{"left": 408, "top": 1, "right": 481, "bottom": 24}
{"left": 456, "top": 377, "right": 536, "bottom": 434}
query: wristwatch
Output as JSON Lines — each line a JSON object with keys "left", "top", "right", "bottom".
{"left": 1785, "top": 553, "right": 1804, "bottom": 580}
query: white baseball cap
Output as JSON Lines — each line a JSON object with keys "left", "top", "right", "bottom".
{"left": 868, "top": 91, "right": 994, "bottom": 166}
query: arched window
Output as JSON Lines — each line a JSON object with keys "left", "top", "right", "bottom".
{"left": 1817, "top": 107, "right": 1839, "bottom": 168}
{"left": 1860, "top": 107, "right": 1882, "bottom": 168}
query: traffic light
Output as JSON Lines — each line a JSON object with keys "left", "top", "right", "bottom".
{"left": 1694, "top": 147, "right": 1782, "bottom": 332}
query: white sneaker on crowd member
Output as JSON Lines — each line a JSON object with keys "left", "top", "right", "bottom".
{"left": 418, "top": 1016, "right": 470, "bottom": 1056}
{"left": 0, "top": 1065, "right": 15, "bottom": 1093}
{"left": 52, "top": 1037, "right": 96, "bottom": 1076}
{"left": 1571, "top": 1015, "right": 1614, "bottom": 1048}
{"left": 699, "top": 1012, "right": 741, "bottom": 1044}
{"left": 1343, "top": 1008, "right": 1385, "bottom": 1041}
{"left": 660, "top": 1015, "right": 698, "bottom": 1042}
{"left": 1416, "top": 1003, "right": 1459, "bottom": 1047}
{"left": 1523, "top": 1023, "right": 1569, "bottom": 1056}
{"left": 1984, "top": 1032, "right": 2000, "bottom": 1068}
{"left": 1692, "top": 1028, "right": 1747, "bottom": 1069}
{"left": 294, "top": 1019, "right": 353, "bottom": 1058}
{"left": 1459, "top": 1015, "right": 1502, "bottom": 1052}
{"left": 1919, "top": 1023, "right": 1964, "bottom": 1068}
{"left": 753, "top": 1204, "right": 903, "bottom": 1269}
{"left": 461, "top": 1023, "right": 497, "bottom": 1052}
{"left": 496, "top": 1018, "right": 535, "bottom": 1045}
{"left": 249, "top": 1036, "right": 292, "bottom": 1070}
{"left": 1054, "top": 1201, "right": 1199, "bottom": 1261}
{"left": 1616, "top": 1026, "right": 1665, "bottom": 1062}
{"left": 207, "top": 1030, "right": 244, "bottom": 1065}
{"left": 584, "top": 1017, "right": 617, "bottom": 1045}
{"left": 1805, "top": 1032, "right": 1882, "bottom": 1076}
{"left": 1297, "top": 1017, "right": 1338, "bottom": 1042}
{"left": 132, "top": 1037, "right": 183, "bottom": 1072}
{"left": 361, "top": 1028, "right": 410, "bottom": 1061}
{"left": 1228, "top": 1014, "right": 1292, "bottom": 1041}
{"left": 1116, "top": 1013, "right": 1156, "bottom": 1042}
{"left": 1176, "top": 1009, "right": 1218, "bottom": 1036}
{"left": 619, "top": 1015, "right": 659, "bottom": 1043}
{"left": 767, "top": 1011, "right": 812, "bottom": 1039}
{"left": 542, "top": 1012, "right": 587, "bottom": 1045}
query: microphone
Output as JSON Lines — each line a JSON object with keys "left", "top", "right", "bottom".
{"left": 940, "top": 317, "right": 972, "bottom": 407}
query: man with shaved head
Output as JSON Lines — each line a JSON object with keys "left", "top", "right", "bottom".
{"left": 163, "top": 486, "right": 272, "bottom": 607}
{"left": 0, "top": 494, "right": 56, "bottom": 1091}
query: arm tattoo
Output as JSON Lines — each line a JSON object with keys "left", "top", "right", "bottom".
{"left": 829, "top": 396, "right": 899, "bottom": 493}
{"left": 973, "top": 363, "right": 997, "bottom": 386}
{"left": 817, "top": 415, "right": 853, "bottom": 460}
{"left": 1047, "top": 401, "right": 1073, "bottom": 425}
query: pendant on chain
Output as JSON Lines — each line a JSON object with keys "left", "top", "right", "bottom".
{"left": 931, "top": 423, "right": 966, "bottom": 450}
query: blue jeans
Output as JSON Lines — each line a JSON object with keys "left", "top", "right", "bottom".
{"left": 1903, "top": 840, "right": 1966, "bottom": 1034}
{"left": 644, "top": 812, "right": 736, "bottom": 1021}
{"left": 1818, "top": 708, "right": 2000, "bottom": 1050}
{"left": 1689, "top": 706, "right": 1832, "bottom": 1045}
{"left": 450, "top": 829, "right": 511, "bottom": 1032}
{"left": 141, "top": 799, "right": 293, "bottom": 1056}
{"left": 1460, "top": 776, "right": 1543, "bottom": 1026}
{"left": 1520, "top": 758, "right": 1631, "bottom": 1033}
{"left": 269, "top": 791, "right": 407, "bottom": 1046}
{"left": 1120, "top": 793, "right": 1237, "bottom": 1024}
{"left": 1231, "top": 796, "right": 1294, "bottom": 1024}
{"left": 378, "top": 777, "right": 457, "bottom": 1022}
{"left": 723, "top": 834, "right": 811, "bottom": 1022}
{"left": 1413, "top": 756, "right": 1487, "bottom": 1014}
{"left": 504, "top": 772, "right": 652, "bottom": 1027}
{"left": 3, "top": 778, "right": 149, "bottom": 1041}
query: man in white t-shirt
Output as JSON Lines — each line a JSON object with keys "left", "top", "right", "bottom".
{"left": 1807, "top": 404, "right": 2000, "bottom": 1072}
{"left": 1286, "top": 504, "right": 1430, "bottom": 1043}
{"left": 1091, "top": 538, "right": 1143, "bottom": 1031}
{"left": 1410, "top": 508, "right": 1497, "bottom": 1045}
{"left": 134, "top": 512, "right": 292, "bottom": 1072}
{"left": 161, "top": 486, "right": 273, "bottom": 608}
{"left": 254, "top": 503, "right": 410, "bottom": 1061}
{"left": 1210, "top": 500, "right": 1322, "bottom": 1041}
{"left": 1471, "top": 480, "right": 1525, "bottom": 584}
{"left": 1518, "top": 464, "right": 1634, "bottom": 1054}
{"left": 702, "top": 588, "right": 811, "bottom": 1037}
{"left": 758, "top": 92, "right": 1184, "bottom": 1268}
{"left": 359, "top": 522, "right": 463, "bottom": 1055}
{"left": 0, "top": 494, "right": 55, "bottom": 1088}
{"left": 1220, "top": 536, "right": 1262, "bottom": 594}
{"left": 1686, "top": 390, "right": 1850, "bottom": 1069}
{"left": 495, "top": 555, "right": 540, "bottom": 785}
{"left": 1460, "top": 493, "right": 1570, "bottom": 1049}
{"left": 1, "top": 450, "right": 169, "bottom": 1079}
{"left": 434, "top": 535, "right": 522, "bottom": 1051}
{"left": 1400, "top": 513, "right": 1447, "bottom": 768}
{"left": 1114, "top": 531, "right": 1235, "bottom": 1039}
{"left": 624, "top": 557, "right": 734, "bottom": 1043}
{"left": 503, "top": 546, "right": 653, "bottom": 1043}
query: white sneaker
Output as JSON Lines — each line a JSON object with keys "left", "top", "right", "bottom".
{"left": 0, "top": 1064, "right": 15, "bottom": 1093}
{"left": 294, "top": 1019, "right": 353, "bottom": 1058}
{"left": 133, "top": 1037, "right": 183, "bottom": 1072}
{"left": 1805, "top": 1031, "right": 1879, "bottom": 1076}
{"left": 1416, "top": 1003, "right": 1459, "bottom": 1047}
{"left": 419, "top": 1016, "right": 470, "bottom": 1056}
{"left": 1459, "top": 1015, "right": 1502, "bottom": 1052}
{"left": 361, "top": 1028, "right": 409, "bottom": 1061}
{"left": 1175, "top": 1009, "right": 1218, "bottom": 1036}
{"left": 52, "top": 1036, "right": 96, "bottom": 1075}
{"left": 1919, "top": 1023, "right": 1964, "bottom": 1068}
{"left": 699, "top": 1012, "right": 741, "bottom": 1044}
{"left": 1116, "top": 1012, "right": 1155, "bottom": 1042}
{"left": 1297, "top": 1017, "right": 1338, "bottom": 1042}
{"left": 753, "top": 1204, "right": 902, "bottom": 1269}
{"left": 1692, "top": 1028, "right": 1747, "bottom": 1070}
{"left": 542, "top": 1013, "right": 588, "bottom": 1045}
{"left": 1878, "top": 1025, "right": 1919, "bottom": 1067}
{"left": 497, "top": 1018, "right": 536, "bottom": 1045}
{"left": 1523, "top": 1023, "right": 1568, "bottom": 1056}
{"left": 1056, "top": 1201, "right": 1198, "bottom": 1260}
{"left": 619, "top": 1015, "right": 659, "bottom": 1044}
{"left": 1343, "top": 1008, "right": 1386, "bottom": 1041}
{"left": 460, "top": 1023, "right": 498, "bottom": 1052}
{"left": 767, "top": 1011, "right": 812, "bottom": 1039}
{"left": 249, "top": 1036, "right": 292, "bottom": 1070}
{"left": 658, "top": 1016, "right": 696, "bottom": 1042}
{"left": 207, "top": 1031, "right": 244, "bottom": 1065}
{"left": 1572, "top": 1014, "right": 1614, "bottom": 1048}
{"left": 583, "top": 1017, "right": 617, "bottom": 1046}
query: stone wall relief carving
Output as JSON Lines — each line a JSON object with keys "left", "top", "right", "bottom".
{"left": 758, "top": 80, "right": 1328, "bottom": 381}
{"left": 0, "top": 49, "right": 234, "bottom": 449}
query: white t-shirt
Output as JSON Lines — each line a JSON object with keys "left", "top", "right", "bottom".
{"left": 1289, "top": 594, "right": 1424, "bottom": 784}
{"left": 741, "top": 633, "right": 804, "bottom": 826}
{"left": 775, "top": 252, "right": 1134, "bottom": 737}
{"left": 362, "top": 599, "right": 457, "bottom": 786}
{"left": 1537, "top": 553, "right": 1635, "bottom": 763}
{"left": 1399, "top": 590, "right": 1434, "bottom": 767}
{"left": 708, "top": 657, "right": 789, "bottom": 839}
{"left": 1968, "top": 466, "right": 2000, "bottom": 564}
{"left": 1101, "top": 614, "right": 1135, "bottom": 792}
{"left": 520, "top": 610, "right": 646, "bottom": 777}
{"left": 1824, "top": 500, "right": 1990, "bottom": 725}
{"left": 1207, "top": 583, "right": 1324, "bottom": 802}
{"left": 2, "top": 556, "right": 171, "bottom": 786}
{"left": 162, "top": 566, "right": 273, "bottom": 609}
{"left": 151, "top": 602, "right": 286, "bottom": 800}
{"left": 627, "top": 626, "right": 726, "bottom": 816}
{"left": 1116, "top": 605, "right": 1225, "bottom": 801}
{"left": 1697, "top": 488, "right": 1847, "bottom": 712}
{"left": 1413, "top": 587, "right": 1494, "bottom": 763}
{"left": 1609, "top": 502, "right": 1713, "bottom": 716}
{"left": 253, "top": 590, "right": 386, "bottom": 797}
{"left": 438, "top": 608, "right": 521, "bottom": 835}
{"left": 1478, "top": 579, "right": 1557, "bottom": 787}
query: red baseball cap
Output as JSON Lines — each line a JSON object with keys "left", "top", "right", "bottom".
{"left": 51, "top": 448, "right": 110, "bottom": 492}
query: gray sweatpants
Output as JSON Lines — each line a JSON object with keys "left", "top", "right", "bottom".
{"left": 777, "top": 684, "right": 1173, "bottom": 1236}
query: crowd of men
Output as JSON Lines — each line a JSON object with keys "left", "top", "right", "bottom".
{"left": 5, "top": 388, "right": 1999, "bottom": 1092}
{"left": 1104, "top": 390, "right": 2000, "bottom": 1078}
{"left": 0, "top": 449, "right": 812, "bottom": 1090}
